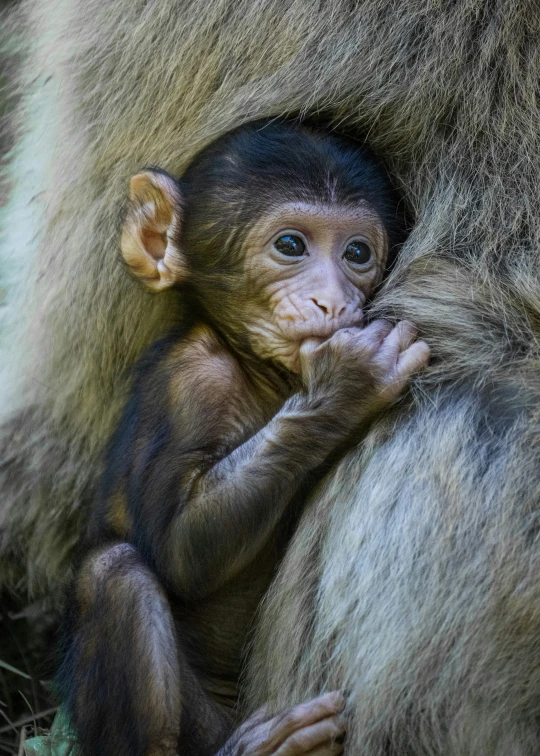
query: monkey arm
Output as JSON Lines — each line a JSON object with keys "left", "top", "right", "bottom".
{"left": 160, "top": 389, "right": 363, "bottom": 600}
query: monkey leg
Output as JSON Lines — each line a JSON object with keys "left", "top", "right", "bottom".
{"left": 60, "top": 543, "right": 232, "bottom": 756}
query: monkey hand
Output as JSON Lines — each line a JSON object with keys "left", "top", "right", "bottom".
{"left": 299, "top": 320, "right": 430, "bottom": 419}
{"left": 217, "top": 692, "right": 345, "bottom": 756}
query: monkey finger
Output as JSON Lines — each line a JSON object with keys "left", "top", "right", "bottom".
{"left": 300, "top": 337, "right": 327, "bottom": 357}
{"left": 345, "top": 320, "right": 393, "bottom": 360}
{"left": 274, "top": 716, "right": 346, "bottom": 756}
{"left": 265, "top": 693, "right": 345, "bottom": 749}
{"left": 383, "top": 320, "right": 418, "bottom": 354}
{"left": 276, "top": 693, "right": 344, "bottom": 730}
{"left": 361, "top": 319, "right": 393, "bottom": 344}
{"left": 377, "top": 341, "right": 430, "bottom": 401}
{"left": 373, "top": 321, "right": 419, "bottom": 369}
{"left": 394, "top": 340, "right": 430, "bottom": 381}
{"left": 298, "top": 339, "right": 325, "bottom": 379}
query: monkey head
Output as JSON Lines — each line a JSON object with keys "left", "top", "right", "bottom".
{"left": 121, "top": 120, "right": 406, "bottom": 373}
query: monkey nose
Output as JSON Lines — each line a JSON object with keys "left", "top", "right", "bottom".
{"left": 310, "top": 298, "right": 347, "bottom": 319}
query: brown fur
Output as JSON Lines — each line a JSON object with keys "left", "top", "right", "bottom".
{"left": 2, "top": 1, "right": 540, "bottom": 752}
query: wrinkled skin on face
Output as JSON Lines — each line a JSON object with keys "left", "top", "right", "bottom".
{"left": 243, "top": 202, "right": 388, "bottom": 372}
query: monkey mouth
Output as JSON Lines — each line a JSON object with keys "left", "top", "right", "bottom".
{"left": 292, "top": 321, "right": 363, "bottom": 344}
{"left": 248, "top": 317, "right": 363, "bottom": 371}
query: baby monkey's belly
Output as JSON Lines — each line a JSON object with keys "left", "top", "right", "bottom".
{"left": 172, "top": 548, "right": 279, "bottom": 712}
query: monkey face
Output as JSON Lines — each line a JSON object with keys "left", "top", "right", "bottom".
{"left": 121, "top": 122, "right": 404, "bottom": 375}
{"left": 241, "top": 202, "right": 388, "bottom": 372}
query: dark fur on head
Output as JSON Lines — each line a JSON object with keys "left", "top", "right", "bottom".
{"left": 179, "top": 119, "right": 406, "bottom": 275}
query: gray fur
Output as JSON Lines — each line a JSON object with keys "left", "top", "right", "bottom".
{"left": 1, "top": 1, "right": 540, "bottom": 751}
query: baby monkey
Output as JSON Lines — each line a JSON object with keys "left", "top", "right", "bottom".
{"left": 60, "top": 120, "right": 429, "bottom": 756}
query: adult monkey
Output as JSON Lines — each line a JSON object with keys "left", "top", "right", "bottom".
{"left": 1, "top": 0, "right": 540, "bottom": 754}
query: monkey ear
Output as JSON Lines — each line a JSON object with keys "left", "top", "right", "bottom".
{"left": 121, "top": 170, "right": 187, "bottom": 292}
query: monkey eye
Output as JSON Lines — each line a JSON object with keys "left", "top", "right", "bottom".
{"left": 343, "top": 240, "right": 372, "bottom": 265}
{"left": 274, "top": 234, "right": 306, "bottom": 257}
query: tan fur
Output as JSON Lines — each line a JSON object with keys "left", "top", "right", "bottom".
{"left": 2, "top": 1, "right": 540, "bottom": 751}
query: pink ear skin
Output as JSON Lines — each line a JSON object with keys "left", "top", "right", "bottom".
{"left": 121, "top": 170, "right": 187, "bottom": 292}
